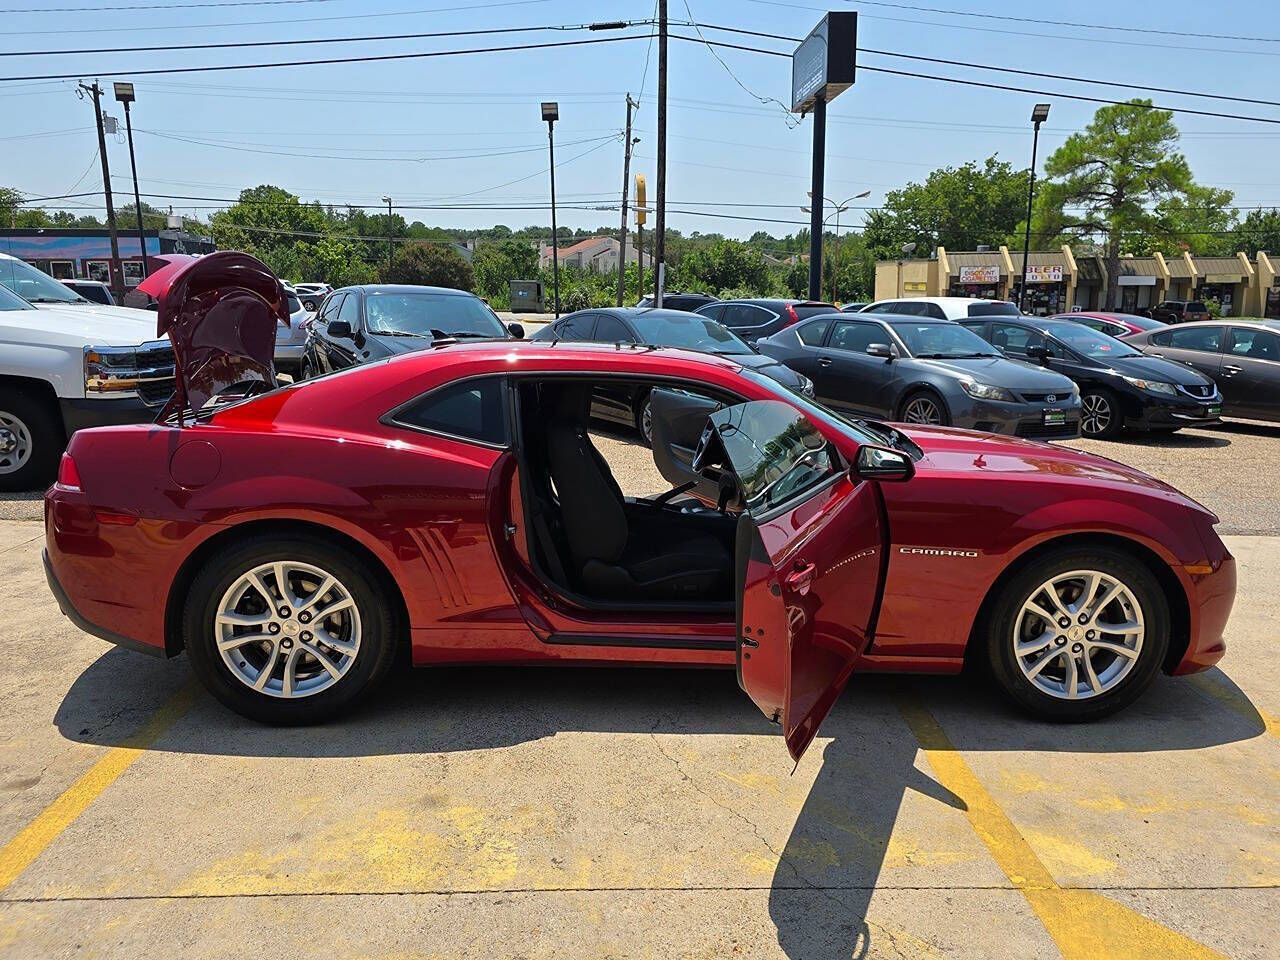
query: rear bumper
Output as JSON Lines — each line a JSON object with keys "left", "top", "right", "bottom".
{"left": 43, "top": 547, "right": 167, "bottom": 657}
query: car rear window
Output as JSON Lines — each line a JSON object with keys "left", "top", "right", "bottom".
{"left": 392, "top": 376, "right": 508, "bottom": 446}
{"left": 967, "top": 301, "right": 1020, "bottom": 317}
{"left": 1187, "top": 302, "right": 1207, "bottom": 312}
{"left": 792, "top": 303, "right": 837, "bottom": 319}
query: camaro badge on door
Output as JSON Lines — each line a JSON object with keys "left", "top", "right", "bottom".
{"left": 899, "top": 547, "right": 980, "bottom": 558}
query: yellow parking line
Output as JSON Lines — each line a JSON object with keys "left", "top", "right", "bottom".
{"left": 0, "top": 683, "right": 199, "bottom": 895}
{"left": 1187, "top": 673, "right": 1280, "bottom": 739}
{"left": 897, "top": 696, "right": 1228, "bottom": 960}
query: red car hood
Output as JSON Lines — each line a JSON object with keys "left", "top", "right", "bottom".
{"left": 897, "top": 423, "right": 1215, "bottom": 515}
{"left": 138, "top": 251, "right": 288, "bottom": 417}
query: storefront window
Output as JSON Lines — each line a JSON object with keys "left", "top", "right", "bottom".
{"left": 1022, "top": 283, "right": 1066, "bottom": 316}
{"left": 1198, "top": 283, "right": 1236, "bottom": 317}
{"left": 948, "top": 282, "right": 1000, "bottom": 299}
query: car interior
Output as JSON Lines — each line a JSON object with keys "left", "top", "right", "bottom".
{"left": 515, "top": 378, "right": 739, "bottom": 610}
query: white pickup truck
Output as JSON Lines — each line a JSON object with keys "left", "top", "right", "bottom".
{"left": 0, "top": 253, "right": 174, "bottom": 491}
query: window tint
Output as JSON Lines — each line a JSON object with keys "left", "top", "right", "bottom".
{"left": 797, "top": 318, "right": 831, "bottom": 346}
{"left": 593, "top": 314, "right": 635, "bottom": 343}
{"left": 286, "top": 293, "right": 302, "bottom": 313}
{"left": 1228, "top": 327, "right": 1280, "bottom": 360}
{"left": 337, "top": 292, "right": 361, "bottom": 325}
{"left": 989, "top": 322, "right": 1041, "bottom": 355}
{"left": 697, "top": 303, "right": 725, "bottom": 322}
{"left": 394, "top": 377, "right": 508, "bottom": 446}
{"left": 792, "top": 303, "right": 838, "bottom": 320}
{"left": 1187, "top": 301, "right": 1207, "bottom": 312}
{"left": 722, "top": 304, "right": 769, "bottom": 329}
{"left": 557, "top": 313, "right": 596, "bottom": 341}
{"left": 829, "top": 321, "right": 884, "bottom": 354}
{"left": 711, "top": 400, "right": 836, "bottom": 513}
{"left": 967, "top": 301, "right": 1020, "bottom": 317}
{"left": 320, "top": 292, "right": 344, "bottom": 319}
{"left": 1164, "top": 326, "right": 1223, "bottom": 352}
{"left": 959, "top": 320, "right": 987, "bottom": 334}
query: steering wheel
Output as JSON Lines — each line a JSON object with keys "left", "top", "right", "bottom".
{"left": 691, "top": 420, "right": 717, "bottom": 474}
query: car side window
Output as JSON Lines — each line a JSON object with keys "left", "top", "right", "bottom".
{"left": 959, "top": 320, "right": 987, "bottom": 336}
{"left": 320, "top": 292, "right": 345, "bottom": 320}
{"left": 593, "top": 314, "right": 636, "bottom": 343}
{"left": 1166, "top": 326, "right": 1224, "bottom": 352}
{"left": 697, "top": 303, "right": 725, "bottom": 322}
{"left": 797, "top": 318, "right": 831, "bottom": 347}
{"left": 989, "top": 322, "right": 1041, "bottom": 355}
{"left": 923, "top": 303, "right": 948, "bottom": 320}
{"left": 722, "top": 304, "right": 765, "bottom": 329}
{"left": 557, "top": 314, "right": 596, "bottom": 341}
{"left": 828, "top": 321, "right": 883, "bottom": 354}
{"left": 392, "top": 376, "right": 508, "bottom": 446}
{"left": 337, "top": 291, "right": 361, "bottom": 328}
{"left": 1228, "top": 328, "right": 1279, "bottom": 360}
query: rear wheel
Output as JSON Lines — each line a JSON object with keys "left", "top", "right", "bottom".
{"left": 0, "top": 388, "right": 63, "bottom": 492}
{"left": 184, "top": 535, "right": 398, "bottom": 724}
{"left": 985, "top": 546, "right": 1168, "bottom": 721}
{"left": 898, "top": 390, "right": 949, "bottom": 427}
{"left": 634, "top": 390, "right": 654, "bottom": 447}
{"left": 1080, "top": 388, "right": 1122, "bottom": 438}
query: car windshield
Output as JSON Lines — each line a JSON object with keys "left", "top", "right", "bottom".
{"left": 1044, "top": 321, "right": 1141, "bottom": 358}
{"left": 0, "top": 257, "right": 88, "bottom": 304}
{"left": 0, "top": 282, "right": 35, "bottom": 311}
{"left": 893, "top": 321, "right": 1000, "bottom": 359}
{"left": 364, "top": 291, "right": 507, "bottom": 339}
{"left": 630, "top": 310, "right": 753, "bottom": 355}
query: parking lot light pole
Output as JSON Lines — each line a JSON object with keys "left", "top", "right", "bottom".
{"left": 381, "top": 196, "right": 393, "bottom": 278}
{"left": 1020, "top": 103, "right": 1051, "bottom": 312}
{"left": 113, "top": 82, "right": 147, "bottom": 280}
{"left": 897, "top": 241, "right": 917, "bottom": 297}
{"left": 542, "top": 101, "right": 561, "bottom": 318}
{"left": 803, "top": 190, "right": 870, "bottom": 301}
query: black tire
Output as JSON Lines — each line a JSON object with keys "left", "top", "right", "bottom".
{"left": 302, "top": 298, "right": 319, "bottom": 312}
{"left": 0, "top": 386, "right": 64, "bottom": 492}
{"left": 183, "top": 534, "right": 399, "bottom": 725}
{"left": 1079, "top": 387, "right": 1122, "bottom": 438}
{"left": 897, "top": 389, "right": 950, "bottom": 427}
{"left": 300, "top": 358, "right": 314, "bottom": 381}
{"left": 634, "top": 390, "right": 654, "bottom": 448}
{"left": 985, "top": 546, "right": 1169, "bottom": 722}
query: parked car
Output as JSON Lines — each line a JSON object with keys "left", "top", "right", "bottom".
{"left": 61, "top": 279, "right": 115, "bottom": 305}
{"left": 840, "top": 301, "right": 869, "bottom": 312}
{"left": 694, "top": 298, "right": 837, "bottom": 343}
{"left": 1055, "top": 311, "right": 1167, "bottom": 340}
{"left": 961, "top": 316, "right": 1222, "bottom": 438}
{"left": 45, "top": 252, "right": 1236, "bottom": 749}
{"left": 757, "top": 312, "right": 1081, "bottom": 438}
{"left": 529, "top": 307, "right": 812, "bottom": 444}
{"left": 301, "top": 284, "right": 519, "bottom": 380}
{"left": 1125, "top": 320, "right": 1280, "bottom": 424}
{"left": 0, "top": 252, "right": 174, "bottom": 490}
{"left": 635, "top": 291, "right": 718, "bottom": 312}
{"left": 859, "top": 297, "right": 1020, "bottom": 321}
{"left": 1148, "top": 300, "right": 1211, "bottom": 325}
{"left": 274, "top": 286, "right": 312, "bottom": 378}
{"left": 293, "top": 282, "right": 332, "bottom": 313}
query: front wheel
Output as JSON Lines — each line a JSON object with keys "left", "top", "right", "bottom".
{"left": 985, "top": 546, "right": 1168, "bottom": 721}
{"left": 0, "top": 388, "right": 63, "bottom": 492}
{"left": 184, "top": 536, "right": 399, "bottom": 724}
{"left": 898, "top": 390, "right": 949, "bottom": 427}
{"left": 634, "top": 391, "right": 654, "bottom": 448}
{"left": 1080, "top": 388, "right": 1122, "bottom": 438}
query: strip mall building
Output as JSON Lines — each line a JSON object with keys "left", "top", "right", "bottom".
{"left": 875, "top": 244, "right": 1280, "bottom": 318}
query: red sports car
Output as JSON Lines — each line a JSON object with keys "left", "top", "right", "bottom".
{"left": 1052, "top": 312, "right": 1168, "bottom": 340}
{"left": 43, "top": 254, "right": 1236, "bottom": 761}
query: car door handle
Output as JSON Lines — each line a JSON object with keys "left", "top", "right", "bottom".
{"left": 817, "top": 357, "right": 833, "bottom": 367}
{"left": 1222, "top": 364, "right": 1242, "bottom": 376}
{"left": 786, "top": 560, "right": 816, "bottom": 595}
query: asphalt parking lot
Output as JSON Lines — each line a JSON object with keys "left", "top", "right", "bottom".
{"left": 1, "top": 421, "right": 1278, "bottom": 959}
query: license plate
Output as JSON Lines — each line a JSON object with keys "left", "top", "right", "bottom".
{"left": 1205, "top": 405, "right": 1221, "bottom": 417}
{"left": 1042, "top": 409, "right": 1066, "bottom": 426}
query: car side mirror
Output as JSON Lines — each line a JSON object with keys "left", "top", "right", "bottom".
{"left": 866, "top": 342, "right": 894, "bottom": 360}
{"left": 327, "top": 319, "right": 352, "bottom": 339}
{"left": 1026, "top": 345, "right": 1050, "bottom": 364}
{"left": 506, "top": 321, "right": 525, "bottom": 339}
{"left": 854, "top": 445, "right": 914, "bottom": 482}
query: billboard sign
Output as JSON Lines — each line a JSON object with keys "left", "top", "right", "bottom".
{"left": 791, "top": 12, "right": 857, "bottom": 114}
{"left": 1024, "top": 265, "right": 1063, "bottom": 283}
{"left": 959, "top": 265, "right": 1000, "bottom": 285}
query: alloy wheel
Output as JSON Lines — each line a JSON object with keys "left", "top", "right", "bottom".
{"left": 902, "top": 396, "right": 942, "bottom": 425}
{"left": 1012, "top": 569, "right": 1144, "bottom": 700}
{"left": 215, "top": 560, "right": 361, "bottom": 699}
{"left": 0, "top": 410, "right": 33, "bottom": 476}
{"left": 1081, "top": 394, "right": 1112, "bottom": 436}
{"left": 641, "top": 398, "right": 654, "bottom": 445}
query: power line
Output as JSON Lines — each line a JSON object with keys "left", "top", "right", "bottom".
{"left": 0, "top": 33, "right": 647, "bottom": 83}
{"left": 678, "top": 2, "right": 797, "bottom": 127}
{"left": 1, "top": 0, "right": 340, "bottom": 10}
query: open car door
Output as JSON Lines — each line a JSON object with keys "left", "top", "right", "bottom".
{"left": 648, "top": 386, "right": 724, "bottom": 505}
{"left": 708, "top": 401, "right": 886, "bottom": 762}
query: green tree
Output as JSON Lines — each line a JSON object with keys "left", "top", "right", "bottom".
{"left": 862, "top": 156, "right": 1029, "bottom": 257}
{"left": 117, "top": 201, "right": 170, "bottom": 231}
{"left": 1035, "top": 99, "right": 1230, "bottom": 308}
{"left": 679, "top": 238, "right": 770, "bottom": 295}
{"left": 209, "top": 185, "right": 330, "bottom": 270}
{"left": 472, "top": 240, "right": 539, "bottom": 304}
{"left": 383, "top": 242, "right": 473, "bottom": 290}
{"left": 1234, "top": 208, "right": 1280, "bottom": 257}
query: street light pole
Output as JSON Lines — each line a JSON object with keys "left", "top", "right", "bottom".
{"left": 113, "top": 82, "right": 147, "bottom": 279}
{"left": 1020, "top": 103, "right": 1051, "bottom": 312}
{"left": 804, "top": 190, "right": 869, "bottom": 301}
{"left": 542, "top": 101, "right": 561, "bottom": 318}
{"left": 381, "top": 196, "right": 393, "bottom": 278}
{"left": 78, "top": 81, "right": 123, "bottom": 293}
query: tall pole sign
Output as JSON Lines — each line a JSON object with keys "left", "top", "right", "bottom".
{"left": 791, "top": 12, "right": 857, "bottom": 301}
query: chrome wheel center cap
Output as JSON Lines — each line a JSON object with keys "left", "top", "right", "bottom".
{"left": 282, "top": 619, "right": 301, "bottom": 637}
{"left": 1067, "top": 625, "right": 1085, "bottom": 643}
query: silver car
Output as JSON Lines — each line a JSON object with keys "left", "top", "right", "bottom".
{"left": 275, "top": 287, "right": 312, "bottom": 377}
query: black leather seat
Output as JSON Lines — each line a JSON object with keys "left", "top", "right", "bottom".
{"left": 543, "top": 384, "right": 730, "bottom": 602}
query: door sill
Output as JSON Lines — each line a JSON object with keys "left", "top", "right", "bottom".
{"left": 545, "top": 633, "right": 735, "bottom": 651}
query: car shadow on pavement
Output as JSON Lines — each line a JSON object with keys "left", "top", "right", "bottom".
{"left": 1208, "top": 419, "right": 1280, "bottom": 439}
{"left": 54, "top": 650, "right": 1266, "bottom": 959}
{"left": 1109, "top": 432, "right": 1231, "bottom": 449}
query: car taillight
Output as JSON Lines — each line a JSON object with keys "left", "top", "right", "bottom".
{"left": 57, "top": 453, "right": 82, "bottom": 491}
{"left": 783, "top": 303, "right": 800, "bottom": 326}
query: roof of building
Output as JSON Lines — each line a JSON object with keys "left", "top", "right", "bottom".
{"left": 1193, "top": 256, "right": 1248, "bottom": 278}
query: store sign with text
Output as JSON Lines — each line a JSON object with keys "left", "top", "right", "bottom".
{"left": 1024, "top": 265, "right": 1064, "bottom": 283}
{"left": 959, "top": 265, "right": 1000, "bottom": 285}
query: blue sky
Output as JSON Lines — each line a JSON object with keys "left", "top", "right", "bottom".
{"left": 2, "top": 0, "right": 1278, "bottom": 241}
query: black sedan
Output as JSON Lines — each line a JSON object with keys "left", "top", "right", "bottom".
{"left": 694, "top": 298, "right": 838, "bottom": 343}
{"left": 529, "top": 307, "right": 812, "bottom": 444}
{"left": 960, "top": 316, "right": 1222, "bottom": 438}
{"left": 301, "top": 285, "right": 520, "bottom": 379}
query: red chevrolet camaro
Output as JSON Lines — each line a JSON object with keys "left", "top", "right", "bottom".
{"left": 43, "top": 254, "right": 1237, "bottom": 761}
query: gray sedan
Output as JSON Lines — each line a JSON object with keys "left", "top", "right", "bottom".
{"left": 757, "top": 313, "right": 1083, "bottom": 439}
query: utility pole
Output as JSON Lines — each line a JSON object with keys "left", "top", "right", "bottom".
{"left": 616, "top": 95, "right": 634, "bottom": 307}
{"left": 653, "top": 0, "right": 667, "bottom": 306}
{"left": 381, "top": 196, "right": 394, "bottom": 278}
{"left": 113, "top": 82, "right": 147, "bottom": 279}
{"left": 78, "top": 81, "right": 123, "bottom": 293}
